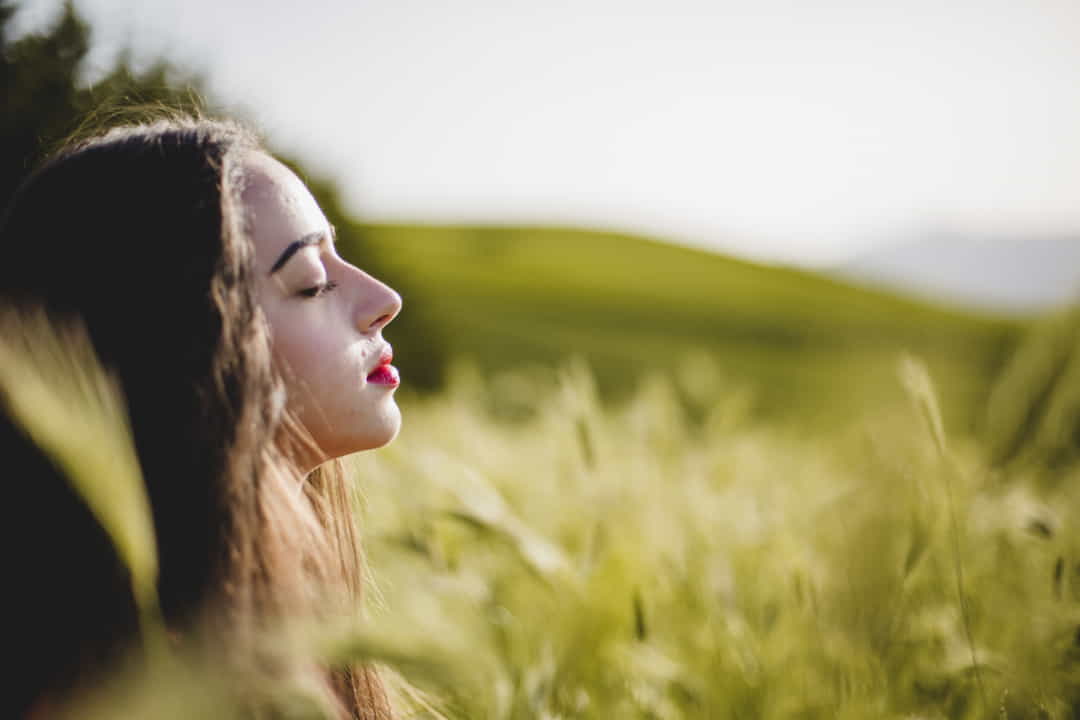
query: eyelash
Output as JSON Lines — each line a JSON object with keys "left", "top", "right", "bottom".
{"left": 299, "top": 280, "right": 338, "bottom": 298}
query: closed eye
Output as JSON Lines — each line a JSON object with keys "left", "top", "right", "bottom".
{"left": 299, "top": 280, "right": 339, "bottom": 298}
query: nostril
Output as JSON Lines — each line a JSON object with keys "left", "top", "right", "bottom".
{"left": 355, "top": 279, "right": 401, "bottom": 333}
{"left": 369, "top": 313, "right": 393, "bottom": 331}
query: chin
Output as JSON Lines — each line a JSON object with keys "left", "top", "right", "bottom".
{"left": 324, "top": 402, "right": 402, "bottom": 458}
{"left": 364, "top": 403, "right": 402, "bottom": 450}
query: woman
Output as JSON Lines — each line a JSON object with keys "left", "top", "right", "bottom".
{"left": 0, "top": 116, "right": 401, "bottom": 718}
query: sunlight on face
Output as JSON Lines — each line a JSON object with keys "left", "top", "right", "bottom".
{"left": 240, "top": 152, "right": 402, "bottom": 467}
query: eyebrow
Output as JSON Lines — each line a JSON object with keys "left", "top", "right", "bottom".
{"left": 269, "top": 226, "right": 336, "bottom": 275}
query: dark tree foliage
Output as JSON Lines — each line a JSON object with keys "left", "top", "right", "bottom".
{"left": 1, "top": 0, "right": 88, "bottom": 207}
{"left": 1, "top": 0, "right": 445, "bottom": 389}
{"left": 0, "top": 2, "right": 200, "bottom": 209}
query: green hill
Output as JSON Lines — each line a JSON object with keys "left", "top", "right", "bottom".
{"left": 344, "top": 224, "right": 1022, "bottom": 428}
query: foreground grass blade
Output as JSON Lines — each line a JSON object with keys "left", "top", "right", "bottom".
{"left": 0, "top": 310, "right": 163, "bottom": 646}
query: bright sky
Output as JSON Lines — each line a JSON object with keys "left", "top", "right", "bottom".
{"left": 16, "top": 0, "right": 1080, "bottom": 266}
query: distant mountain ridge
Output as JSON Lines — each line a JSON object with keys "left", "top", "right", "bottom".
{"left": 835, "top": 234, "right": 1080, "bottom": 312}
{"left": 354, "top": 222, "right": 1019, "bottom": 424}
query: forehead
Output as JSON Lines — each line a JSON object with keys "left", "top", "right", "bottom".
{"left": 238, "top": 152, "right": 329, "bottom": 268}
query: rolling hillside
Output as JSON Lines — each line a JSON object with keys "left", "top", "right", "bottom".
{"left": 344, "top": 224, "right": 1022, "bottom": 428}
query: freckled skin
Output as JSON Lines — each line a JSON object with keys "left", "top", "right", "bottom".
{"left": 241, "top": 152, "right": 402, "bottom": 468}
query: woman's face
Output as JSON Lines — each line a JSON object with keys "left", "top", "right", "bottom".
{"left": 240, "top": 152, "right": 402, "bottom": 466}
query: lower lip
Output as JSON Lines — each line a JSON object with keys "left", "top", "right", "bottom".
{"left": 366, "top": 364, "right": 400, "bottom": 387}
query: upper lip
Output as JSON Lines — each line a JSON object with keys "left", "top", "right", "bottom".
{"left": 369, "top": 345, "right": 393, "bottom": 374}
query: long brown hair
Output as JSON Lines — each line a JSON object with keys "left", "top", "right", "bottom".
{"left": 0, "top": 116, "right": 389, "bottom": 718}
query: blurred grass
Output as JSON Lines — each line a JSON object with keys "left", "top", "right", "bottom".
{"left": 0, "top": 311, "right": 165, "bottom": 651}
{"left": 10, "top": 230, "right": 1080, "bottom": 718}
{"left": 354, "top": 350, "right": 1080, "bottom": 719}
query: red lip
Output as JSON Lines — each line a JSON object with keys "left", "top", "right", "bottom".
{"left": 366, "top": 346, "right": 399, "bottom": 386}
{"left": 367, "top": 364, "right": 399, "bottom": 386}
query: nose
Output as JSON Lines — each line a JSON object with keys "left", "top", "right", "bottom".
{"left": 351, "top": 267, "right": 402, "bottom": 334}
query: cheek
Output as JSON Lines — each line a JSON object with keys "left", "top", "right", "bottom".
{"left": 273, "top": 329, "right": 320, "bottom": 383}
{"left": 262, "top": 305, "right": 332, "bottom": 394}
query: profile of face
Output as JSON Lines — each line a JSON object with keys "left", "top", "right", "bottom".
{"left": 240, "top": 152, "right": 402, "bottom": 466}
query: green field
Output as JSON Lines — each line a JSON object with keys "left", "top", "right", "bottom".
{"left": 350, "top": 223, "right": 1021, "bottom": 429}
{"left": 9, "top": 226, "right": 1080, "bottom": 719}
